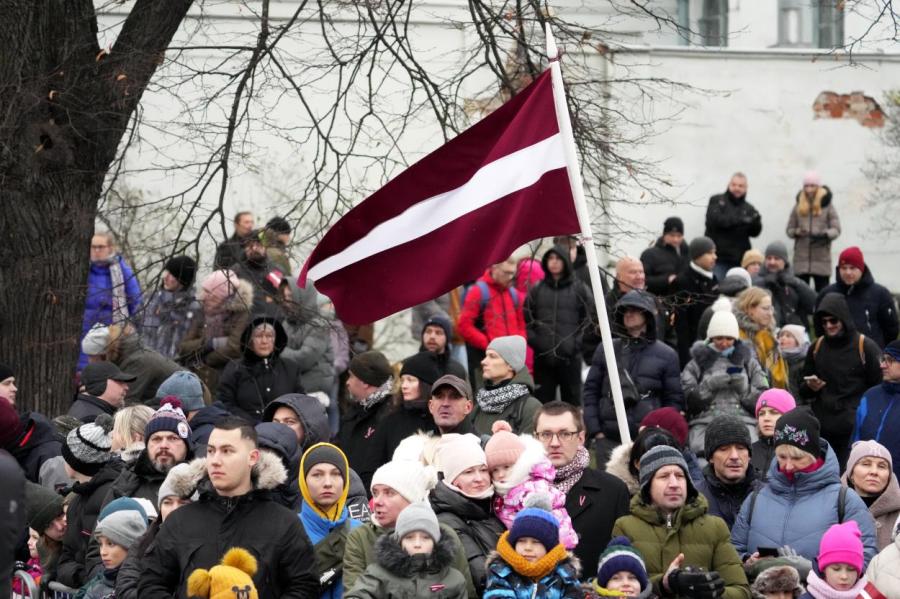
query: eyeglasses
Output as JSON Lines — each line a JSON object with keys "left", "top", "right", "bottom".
{"left": 882, "top": 355, "right": 897, "bottom": 366}
{"left": 535, "top": 430, "right": 580, "bottom": 443}
{"left": 821, "top": 317, "right": 840, "bottom": 325}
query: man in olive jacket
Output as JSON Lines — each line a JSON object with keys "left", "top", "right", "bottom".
{"left": 612, "top": 445, "right": 750, "bottom": 599}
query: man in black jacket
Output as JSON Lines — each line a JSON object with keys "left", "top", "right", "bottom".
{"left": 67, "top": 361, "right": 134, "bottom": 423}
{"left": 673, "top": 236, "right": 719, "bottom": 367}
{"left": 214, "top": 210, "right": 255, "bottom": 269}
{"left": 139, "top": 417, "right": 318, "bottom": 598}
{"left": 760, "top": 241, "right": 816, "bottom": 327}
{"left": 801, "top": 293, "right": 883, "bottom": 466}
{"left": 535, "top": 402, "right": 630, "bottom": 577}
{"left": 694, "top": 415, "right": 757, "bottom": 529}
{"left": 525, "top": 245, "right": 595, "bottom": 405}
{"left": 641, "top": 217, "right": 690, "bottom": 298}
{"left": 704, "top": 173, "right": 761, "bottom": 280}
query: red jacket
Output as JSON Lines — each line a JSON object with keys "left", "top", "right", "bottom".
{"left": 457, "top": 270, "right": 526, "bottom": 350}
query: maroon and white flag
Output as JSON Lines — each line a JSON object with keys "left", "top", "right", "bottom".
{"left": 299, "top": 69, "right": 580, "bottom": 325}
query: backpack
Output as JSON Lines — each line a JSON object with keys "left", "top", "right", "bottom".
{"left": 463, "top": 280, "right": 519, "bottom": 331}
{"left": 812, "top": 334, "right": 866, "bottom": 365}
{"left": 745, "top": 484, "right": 847, "bottom": 528}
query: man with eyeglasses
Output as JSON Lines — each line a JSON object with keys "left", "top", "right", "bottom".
{"left": 458, "top": 257, "right": 526, "bottom": 387}
{"left": 534, "top": 401, "right": 630, "bottom": 577}
{"left": 853, "top": 340, "right": 900, "bottom": 477}
{"left": 801, "top": 293, "right": 882, "bottom": 466}
{"left": 759, "top": 240, "right": 816, "bottom": 327}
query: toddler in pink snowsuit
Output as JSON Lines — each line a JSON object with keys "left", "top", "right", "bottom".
{"left": 485, "top": 420, "right": 578, "bottom": 549}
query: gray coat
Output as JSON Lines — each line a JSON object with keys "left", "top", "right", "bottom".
{"left": 786, "top": 186, "right": 841, "bottom": 277}
{"left": 280, "top": 280, "right": 335, "bottom": 395}
{"left": 681, "top": 341, "right": 768, "bottom": 457}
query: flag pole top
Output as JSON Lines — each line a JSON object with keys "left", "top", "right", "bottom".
{"left": 546, "top": 23, "right": 559, "bottom": 62}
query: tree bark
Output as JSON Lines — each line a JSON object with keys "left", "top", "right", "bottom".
{"left": 0, "top": 0, "right": 193, "bottom": 415}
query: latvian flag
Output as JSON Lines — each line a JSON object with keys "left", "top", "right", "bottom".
{"left": 299, "top": 69, "right": 581, "bottom": 325}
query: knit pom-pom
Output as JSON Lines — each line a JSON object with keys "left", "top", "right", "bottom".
{"left": 94, "top": 413, "right": 115, "bottom": 433}
{"left": 161, "top": 395, "right": 183, "bottom": 410}
{"left": 711, "top": 296, "right": 732, "bottom": 313}
{"left": 523, "top": 490, "right": 552, "bottom": 512}
{"left": 221, "top": 547, "right": 258, "bottom": 576}
{"left": 186, "top": 568, "right": 212, "bottom": 597}
{"left": 606, "top": 535, "right": 634, "bottom": 549}
{"left": 492, "top": 420, "right": 513, "bottom": 434}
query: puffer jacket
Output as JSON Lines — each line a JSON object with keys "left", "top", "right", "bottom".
{"left": 800, "top": 293, "right": 883, "bottom": 439}
{"left": 842, "top": 469, "right": 900, "bottom": 551}
{"left": 429, "top": 481, "right": 505, "bottom": 595}
{"left": 138, "top": 452, "right": 319, "bottom": 599}
{"left": 524, "top": 245, "right": 594, "bottom": 360}
{"left": 786, "top": 186, "right": 841, "bottom": 278}
{"left": 458, "top": 269, "right": 526, "bottom": 351}
{"left": 612, "top": 493, "right": 750, "bottom": 599}
{"left": 731, "top": 440, "right": 878, "bottom": 567}
{"left": 490, "top": 436, "right": 578, "bottom": 549}
{"left": 819, "top": 266, "right": 899, "bottom": 348}
{"left": 107, "top": 330, "right": 182, "bottom": 405}
{"left": 681, "top": 341, "right": 767, "bottom": 456}
{"left": 471, "top": 368, "right": 542, "bottom": 436}
{"left": 80, "top": 254, "right": 142, "bottom": 369}
{"left": 584, "top": 290, "right": 683, "bottom": 440}
{"left": 139, "top": 286, "right": 201, "bottom": 359}
{"left": 178, "top": 278, "right": 254, "bottom": 392}
{"left": 345, "top": 533, "right": 467, "bottom": 599}
{"left": 866, "top": 525, "right": 900, "bottom": 597}
{"left": 641, "top": 237, "right": 690, "bottom": 297}
{"left": 343, "top": 521, "right": 476, "bottom": 598}
{"left": 217, "top": 315, "right": 306, "bottom": 422}
{"left": 853, "top": 382, "right": 900, "bottom": 478}
{"left": 759, "top": 267, "right": 817, "bottom": 328}
{"left": 704, "top": 189, "right": 762, "bottom": 266}
{"left": 484, "top": 537, "right": 583, "bottom": 599}
{"left": 281, "top": 280, "right": 335, "bottom": 394}
{"left": 735, "top": 310, "right": 788, "bottom": 390}
{"left": 56, "top": 459, "right": 124, "bottom": 588}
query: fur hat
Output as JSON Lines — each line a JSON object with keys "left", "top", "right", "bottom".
{"left": 395, "top": 501, "right": 441, "bottom": 542}
{"left": 706, "top": 310, "right": 740, "bottom": 340}
{"left": 187, "top": 547, "right": 259, "bottom": 599}
{"left": 487, "top": 335, "right": 527, "bottom": 372}
{"left": 508, "top": 493, "right": 559, "bottom": 551}
{"left": 157, "top": 461, "right": 202, "bottom": 508}
{"left": 751, "top": 565, "right": 802, "bottom": 598}
{"left": 484, "top": 420, "right": 526, "bottom": 470}
{"left": 349, "top": 351, "right": 393, "bottom": 387}
{"left": 62, "top": 414, "right": 114, "bottom": 476}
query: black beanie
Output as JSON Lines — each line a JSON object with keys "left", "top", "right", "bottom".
{"left": 689, "top": 236, "right": 716, "bottom": 261}
{"left": 164, "top": 256, "right": 197, "bottom": 289}
{"left": 773, "top": 408, "right": 821, "bottom": 458}
{"left": 0, "top": 363, "right": 13, "bottom": 382}
{"left": 302, "top": 443, "right": 347, "bottom": 480}
{"left": 349, "top": 351, "right": 392, "bottom": 387}
{"left": 400, "top": 352, "right": 442, "bottom": 386}
{"left": 663, "top": 217, "right": 684, "bottom": 235}
{"left": 704, "top": 414, "right": 752, "bottom": 458}
{"left": 266, "top": 216, "right": 291, "bottom": 234}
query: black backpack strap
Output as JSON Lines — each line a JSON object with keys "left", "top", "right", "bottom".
{"left": 747, "top": 486, "right": 761, "bottom": 527}
{"left": 838, "top": 485, "right": 848, "bottom": 523}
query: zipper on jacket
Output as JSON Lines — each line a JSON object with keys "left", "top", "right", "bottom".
{"left": 530, "top": 583, "right": 538, "bottom": 599}
{"left": 666, "top": 512, "right": 673, "bottom": 529}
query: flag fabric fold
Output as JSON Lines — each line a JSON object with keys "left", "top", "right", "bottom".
{"left": 299, "top": 69, "right": 580, "bottom": 325}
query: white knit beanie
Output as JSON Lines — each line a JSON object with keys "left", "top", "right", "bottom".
{"left": 370, "top": 459, "right": 438, "bottom": 504}
{"left": 435, "top": 434, "right": 486, "bottom": 486}
{"left": 81, "top": 323, "right": 110, "bottom": 356}
{"left": 707, "top": 310, "right": 740, "bottom": 340}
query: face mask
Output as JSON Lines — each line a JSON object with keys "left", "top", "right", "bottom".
{"left": 717, "top": 345, "right": 735, "bottom": 357}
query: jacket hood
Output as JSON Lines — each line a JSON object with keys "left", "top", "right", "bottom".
{"left": 540, "top": 245, "right": 574, "bottom": 286}
{"left": 374, "top": 530, "right": 459, "bottom": 577}
{"left": 833, "top": 264, "right": 876, "bottom": 292}
{"left": 219, "top": 278, "right": 255, "bottom": 314}
{"left": 767, "top": 439, "right": 841, "bottom": 495}
{"left": 191, "top": 449, "right": 288, "bottom": 496}
{"left": 492, "top": 433, "right": 549, "bottom": 495}
{"left": 795, "top": 185, "right": 833, "bottom": 209}
{"left": 262, "top": 393, "right": 330, "bottom": 452}
{"left": 689, "top": 339, "right": 753, "bottom": 371}
{"left": 814, "top": 292, "right": 856, "bottom": 336}
{"left": 430, "top": 480, "right": 494, "bottom": 520}
{"left": 735, "top": 308, "right": 775, "bottom": 335}
{"left": 188, "top": 402, "right": 231, "bottom": 430}
{"left": 614, "top": 290, "right": 658, "bottom": 341}
{"left": 255, "top": 422, "right": 301, "bottom": 478}
{"left": 239, "top": 315, "right": 288, "bottom": 360}
{"left": 605, "top": 441, "right": 640, "bottom": 496}
{"left": 16, "top": 412, "right": 61, "bottom": 449}
{"left": 299, "top": 442, "right": 351, "bottom": 522}
{"left": 510, "top": 366, "right": 535, "bottom": 392}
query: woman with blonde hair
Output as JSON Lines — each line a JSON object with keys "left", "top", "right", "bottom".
{"left": 786, "top": 171, "right": 841, "bottom": 292}
{"left": 110, "top": 405, "right": 154, "bottom": 462}
{"left": 735, "top": 287, "right": 788, "bottom": 390}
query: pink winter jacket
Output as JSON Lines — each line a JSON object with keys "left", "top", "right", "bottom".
{"left": 492, "top": 453, "right": 579, "bottom": 549}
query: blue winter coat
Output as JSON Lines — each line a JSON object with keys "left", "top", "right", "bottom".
{"left": 853, "top": 382, "right": 900, "bottom": 477}
{"left": 80, "top": 256, "right": 142, "bottom": 369}
{"left": 583, "top": 291, "right": 684, "bottom": 440}
{"left": 730, "top": 440, "right": 877, "bottom": 567}
{"left": 484, "top": 551, "right": 582, "bottom": 599}
{"left": 299, "top": 501, "right": 362, "bottom": 599}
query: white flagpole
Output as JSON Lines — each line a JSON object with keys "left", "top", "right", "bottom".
{"left": 546, "top": 24, "right": 631, "bottom": 445}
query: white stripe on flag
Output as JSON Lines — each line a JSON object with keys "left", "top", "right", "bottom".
{"left": 307, "top": 133, "right": 567, "bottom": 281}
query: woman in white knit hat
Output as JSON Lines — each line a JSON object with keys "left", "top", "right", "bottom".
{"left": 681, "top": 308, "right": 769, "bottom": 458}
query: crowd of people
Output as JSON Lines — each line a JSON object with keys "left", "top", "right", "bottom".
{"left": 2, "top": 171, "right": 900, "bottom": 599}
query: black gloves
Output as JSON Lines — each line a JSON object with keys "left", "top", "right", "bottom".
{"left": 666, "top": 568, "right": 725, "bottom": 598}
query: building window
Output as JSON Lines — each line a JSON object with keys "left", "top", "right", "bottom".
{"left": 816, "top": 0, "right": 844, "bottom": 48}
{"left": 699, "top": 0, "right": 728, "bottom": 47}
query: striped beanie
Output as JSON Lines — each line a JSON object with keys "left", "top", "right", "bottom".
{"left": 596, "top": 536, "right": 649, "bottom": 591}
{"left": 639, "top": 445, "right": 693, "bottom": 503}
{"left": 145, "top": 397, "right": 192, "bottom": 449}
{"left": 62, "top": 414, "right": 114, "bottom": 476}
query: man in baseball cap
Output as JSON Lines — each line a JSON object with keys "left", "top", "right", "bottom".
{"left": 69, "top": 362, "right": 136, "bottom": 423}
{"left": 428, "top": 375, "right": 475, "bottom": 436}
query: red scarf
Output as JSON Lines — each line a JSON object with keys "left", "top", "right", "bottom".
{"left": 779, "top": 456, "right": 824, "bottom": 483}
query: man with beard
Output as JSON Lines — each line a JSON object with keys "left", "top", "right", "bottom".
{"left": 694, "top": 415, "right": 758, "bottom": 530}
{"left": 419, "top": 314, "right": 468, "bottom": 380}
{"left": 230, "top": 229, "right": 284, "bottom": 312}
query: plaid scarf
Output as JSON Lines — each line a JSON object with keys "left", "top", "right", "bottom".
{"left": 553, "top": 446, "right": 590, "bottom": 495}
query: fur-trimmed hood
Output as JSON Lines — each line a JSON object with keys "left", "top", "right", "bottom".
{"left": 373, "top": 530, "right": 458, "bottom": 577}
{"left": 735, "top": 308, "right": 776, "bottom": 335}
{"left": 688, "top": 339, "right": 752, "bottom": 372}
{"left": 493, "top": 433, "right": 549, "bottom": 495}
{"left": 604, "top": 442, "right": 639, "bottom": 496}
{"left": 179, "top": 449, "right": 288, "bottom": 499}
{"left": 223, "top": 278, "right": 255, "bottom": 314}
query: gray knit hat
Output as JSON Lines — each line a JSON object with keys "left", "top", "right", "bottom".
{"left": 94, "top": 509, "right": 148, "bottom": 548}
{"left": 395, "top": 501, "right": 441, "bottom": 542}
{"left": 639, "top": 445, "right": 691, "bottom": 502}
{"left": 487, "top": 335, "right": 527, "bottom": 372}
{"left": 765, "top": 241, "right": 790, "bottom": 265}
{"left": 689, "top": 236, "right": 716, "bottom": 261}
{"left": 62, "top": 414, "right": 114, "bottom": 476}
{"left": 155, "top": 371, "right": 205, "bottom": 413}
{"left": 704, "top": 415, "right": 752, "bottom": 459}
